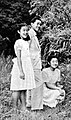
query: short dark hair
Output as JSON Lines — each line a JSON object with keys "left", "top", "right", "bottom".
{"left": 31, "top": 15, "right": 42, "bottom": 23}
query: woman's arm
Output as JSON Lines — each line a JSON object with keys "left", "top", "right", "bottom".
{"left": 17, "top": 49, "right": 25, "bottom": 80}
{"left": 56, "top": 70, "right": 63, "bottom": 88}
{"left": 45, "top": 82, "right": 61, "bottom": 90}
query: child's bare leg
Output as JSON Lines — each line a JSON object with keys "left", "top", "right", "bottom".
{"left": 12, "top": 91, "right": 20, "bottom": 109}
{"left": 20, "top": 90, "right": 26, "bottom": 111}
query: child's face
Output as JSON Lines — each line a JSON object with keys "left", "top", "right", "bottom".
{"left": 50, "top": 58, "right": 58, "bottom": 69}
{"left": 31, "top": 19, "right": 41, "bottom": 32}
{"left": 20, "top": 26, "right": 28, "bottom": 38}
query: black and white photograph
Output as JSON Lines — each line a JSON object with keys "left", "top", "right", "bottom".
{"left": 0, "top": 0, "right": 71, "bottom": 119}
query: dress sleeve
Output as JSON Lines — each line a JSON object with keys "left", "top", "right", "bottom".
{"left": 14, "top": 40, "right": 22, "bottom": 56}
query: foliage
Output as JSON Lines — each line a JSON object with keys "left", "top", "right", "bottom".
{"left": 0, "top": 0, "right": 31, "bottom": 56}
{"left": 29, "top": 0, "right": 71, "bottom": 65}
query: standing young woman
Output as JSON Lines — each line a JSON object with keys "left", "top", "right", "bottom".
{"left": 10, "top": 23, "right": 35, "bottom": 111}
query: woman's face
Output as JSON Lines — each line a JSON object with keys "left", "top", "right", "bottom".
{"left": 50, "top": 58, "right": 58, "bottom": 69}
{"left": 31, "top": 19, "right": 41, "bottom": 32}
{"left": 20, "top": 26, "right": 28, "bottom": 38}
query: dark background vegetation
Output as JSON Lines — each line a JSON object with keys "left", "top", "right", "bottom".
{"left": 0, "top": 0, "right": 71, "bottom": 119}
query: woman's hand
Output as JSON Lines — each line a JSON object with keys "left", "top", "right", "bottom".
{"left": 56, "top": 82, "right": 63, "bottom": 88}
{"left": 58, "top": 85, "right": 63, "bottom": 89}
{"left": 20, "top": 72, "right": 25, "bottom": 80}
{"left": 57, "top": 84, "right": 63, "bottom": 89}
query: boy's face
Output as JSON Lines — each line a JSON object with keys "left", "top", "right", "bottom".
{"left": 50, "top": 58, "right": 58, "bottom": 69}
{"left": 20, "top": 26, "right": 28, "bottom": 38}
{"left": 31, "top": 19, "right": 42, "bottom": 32}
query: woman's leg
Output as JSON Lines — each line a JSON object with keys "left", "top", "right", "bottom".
{"left": 20, "top": 90, "right": 26, "bottom": 110}
{"left": 12, "top": 91, "right": 20, "bottom": 109}
{"left": 26, "top": 90, "right": 31, "bottom": 107}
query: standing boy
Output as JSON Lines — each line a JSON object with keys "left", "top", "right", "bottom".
{"left": 27, "top": 16, "right": 43, "bottom": 110}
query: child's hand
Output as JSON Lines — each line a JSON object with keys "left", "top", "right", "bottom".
{"left": 20, "top": 72, "right": 25, "bottom": 80}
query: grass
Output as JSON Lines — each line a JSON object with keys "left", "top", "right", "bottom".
{"left": 0, "top": 55, "right": 71, "bottom": 120}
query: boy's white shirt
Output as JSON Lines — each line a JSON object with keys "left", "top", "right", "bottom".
{"left": 28, "top": 28, "right": 41, "bottom": 51}
{"left": 28, "top": 28, "right": 42, "bottom": 70}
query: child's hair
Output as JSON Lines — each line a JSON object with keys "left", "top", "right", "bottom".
{"left": 31, "top": 15, "right": 42, "bottom": 23}
{"left": 47, "top": 51, "right": 59, "bottom": 63}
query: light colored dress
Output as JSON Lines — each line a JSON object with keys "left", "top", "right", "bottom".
{"left": 10, "top": 39, "right": 36, "bottom": 90}
{"left": 26, "top": 28, "right": 43, "bottom": 110}
{"left": 42, "top": 67, "right": 65, "bottom": 108}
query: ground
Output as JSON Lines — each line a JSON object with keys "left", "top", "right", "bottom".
{"left": 0, "top": 55, "right": 71, "bottom": 120}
